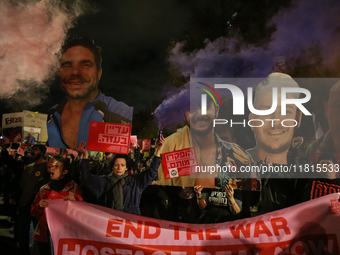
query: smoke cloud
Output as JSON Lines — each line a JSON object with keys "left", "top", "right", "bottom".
{"left": 153, "top": 83, "right": 190, "bottom": 130}
{"left": 169, "top": 0, "right": 340, "bottom": 78}
{"left": 155, "top": 0, "right": 340, "bottom": 129}
{"left": 0, "top": 0, "right": 92, "bottom": 109}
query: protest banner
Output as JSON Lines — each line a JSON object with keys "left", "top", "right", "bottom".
{"left": 17, "top": 146, "right": 26, "bottom": 155}
{"left": 46, "top": 193, "right": 340, "bottom": 255}
{"left": 161, "top": 147, "right": 198, "bottom": 179}
{"left": 87, "top": 121, "right": 132, "bottom": 154}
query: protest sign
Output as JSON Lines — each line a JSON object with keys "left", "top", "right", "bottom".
{"left": 23, "top": 110, "right": 48, "bottom": 142}
{"left": 130, "top": 135, "right": 138, "bottom": 152}
{"left": 142, "top": 139, "right": 151, "bottom": 152}
{"left": 161, "top": 147, "right": 198, "bottom": 179}
{"left": 2, "top": 112, "right": 24, "bottom": 143}
{"left": 87, "top": 121, "right": 132, "bottom": 154}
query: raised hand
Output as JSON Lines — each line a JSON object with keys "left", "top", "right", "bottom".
{"left": 75, "top": 141, "right": 88, "bottom": 159}
{"left": 154, "top": 135, "right": 165, "bottom": 156}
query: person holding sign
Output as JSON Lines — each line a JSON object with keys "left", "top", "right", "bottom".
{"left": 76, "top": 136, "right": 164, "bottom": 215}
{"left": 31, "top": 157, "right": 83, "bottom": 255}
{"left": 194, "top": 183, "right": 242, "bottom": 223}
{"left": 303, "top": 153, "right": 340, "bottom": 201}
{"left": 47, "top": 37, "right": 133, "bottom": 149}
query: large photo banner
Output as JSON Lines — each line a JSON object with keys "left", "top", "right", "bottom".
{"left": 46, "top": 193, "right": 340, "bottom": 255}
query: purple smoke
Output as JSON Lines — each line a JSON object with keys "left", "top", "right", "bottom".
{"left": 153, "top": 83, "right": 190, "bottom": 130}
{"left": 169, "top": 0, "right": 340, "bottom": 78}
{"left": 154, "top": 0, "right": 340, "bottom": 129}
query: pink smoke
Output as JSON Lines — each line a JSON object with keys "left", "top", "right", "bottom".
{"left": 0, "top": 0, "right": 90, "bottom": 107}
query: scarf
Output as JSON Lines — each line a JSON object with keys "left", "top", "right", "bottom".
{"left": 111, "top": 171, "right": 128, "bottom": 211}
{"left": 49, "top": 176, "right": 71, "bottom": 191}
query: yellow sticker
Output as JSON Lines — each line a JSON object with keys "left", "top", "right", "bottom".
{"left": 35, "top": 171, "right": 41, "bottom": 177}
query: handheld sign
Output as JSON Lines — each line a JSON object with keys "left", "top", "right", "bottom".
{"left": 87, "top": 121, "right": 132, "bottom": 154}
{"left": 161, "top": 147, "right": 198, "bottom": 179}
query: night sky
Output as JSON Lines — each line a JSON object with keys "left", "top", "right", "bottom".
{"left": 0, "top": 0, "right": 193, "bottom": 117}
{"left": 1, "top": 0, "right": 340, "bottom": 137}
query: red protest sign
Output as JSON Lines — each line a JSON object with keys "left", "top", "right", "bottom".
{"left": 161, "top": 147, "right": 198, "bottom": 179}
{"left": 130, "top": 135, "right": 137, "bottom": 152}
{"left": 87, "top": 121, "right": 131, "bottom": 154}
{"left": 66, "top": 149, "right": 78, "bottom": 159}
{"left": 17, "top": 146, "right": 26, "bottom": 155}
{"left": 46, "top": 147, "right": 60, "bottom": 156}
{"left": 47, "top": 190, "right": 65, "bottom": 200}
{"left": 142, "top": 139, "right": 151, "bottom": 152}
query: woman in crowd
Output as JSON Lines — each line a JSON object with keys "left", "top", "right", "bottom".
{"left": 76, "top": 136, "right": 164, "bottom": 215}
{"left": 31, "top": 157, "right": 83, "bottom": 255}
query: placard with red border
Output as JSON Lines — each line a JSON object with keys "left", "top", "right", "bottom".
{"left": 161, "top": 147, "right": 198, "bottom": 179}
{"left": 87, "top": 121, "right": 131, "bottom": 154}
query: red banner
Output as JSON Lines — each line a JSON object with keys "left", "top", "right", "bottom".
{"left": 46, "top": 193, "right": 340, "bottom": 255}
{"left": 161, "top": 147, "right": 198, "bottom": 179}
{"left": 87, "top": 121, "right": 132, "bottom": 154}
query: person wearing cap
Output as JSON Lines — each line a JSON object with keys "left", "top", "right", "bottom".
{"left": 303, "top": 153, "right": 340, "bottom": 201}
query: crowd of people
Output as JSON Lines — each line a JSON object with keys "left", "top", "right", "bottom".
{"left": 1, "top": 38, "right": 340, "bottom": 255}
{"left": 0, "top": 134, "right": 339, "bottom": 254}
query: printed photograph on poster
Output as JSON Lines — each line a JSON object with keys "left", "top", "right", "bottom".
{"left": 129, "top": 135, "right": 138, "bottom": 153}
{"left": 23, "top": 126, "right": 41, "bottom": 145}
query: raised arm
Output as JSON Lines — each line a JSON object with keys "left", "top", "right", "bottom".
{"left": 76, "top": 142, "right": 111, "bottom": 199}
{"left": 135, "top": 136, "right": 164, "bottom": 190}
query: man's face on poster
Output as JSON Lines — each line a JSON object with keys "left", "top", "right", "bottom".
{"left": 249, "top": 91, "right": 300, "bottom": 154}
{"left": 185, "top": 101, "right": 218, "bottom": 137}
{"left": 58, "top": 45, "right": 102, "bottom": 100}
